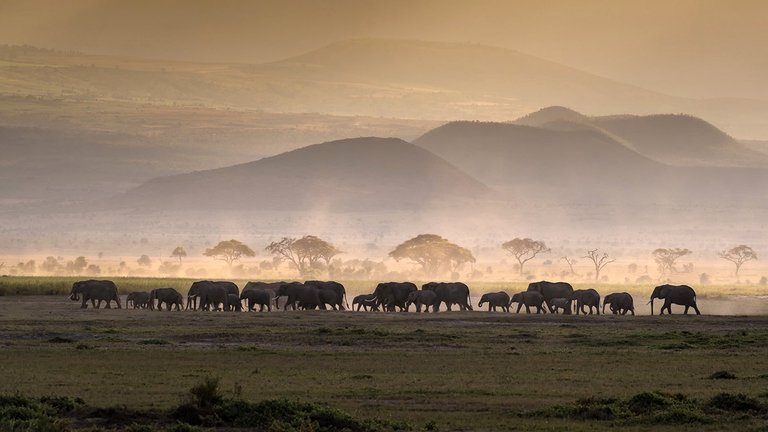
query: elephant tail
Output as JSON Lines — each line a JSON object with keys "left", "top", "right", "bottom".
{"left": 344, "top": 293, "right": 350, "bottom": 310}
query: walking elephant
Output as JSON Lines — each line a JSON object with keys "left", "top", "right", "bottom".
{"left": 243, "top": 281, "right": 284, "bottom": 309}
{"left": 317, "top": 289, "right": 339, "bottom": 310}
{"left": 650, "top": 284, "right": 700, "bottom": 315}
{"left": 603, "top": 292, "right": 635, "bottom": 315}
{"left": 241, "top": 289, "right": 272, "bottom": 312}
{"left": 510, "top": 291, "right": 547, "bottom": 314}
{"left": 478, "top": 292, "right": 510, "bottom": 312}
{"left": 422, "top": 282, "right": 472, "bottom": 312}
{"left": 199, "top": 285, "right": 229, "bottom": 311}
{"left": 372, "top": 282, "right": 418, "bottom": 312}
{"left": 69, "top": 280, "right": 121, "bottom": 309}
{"left": 405, "top": 290, "right": 437, "bottom": 312}
{"left": 570, "top": 289, "right": 601, "bottom": 315}
{"left": 550, "top": 298, "right": 572, "bottom": 314}
{"left": 126, "top": 292, "right": 151, "bottom": 309}
{"left": 278, "top": 282, "right": 324, "bottom": 311}
{"left": 226, "top": 294, "right": 242, "bottom": 312}
{"left": 526, "top": 281, "right": 574, "bottom": 313}
{"left": 149, "top": 288, "right": 184, "bottom": 311}
{"left": 307, "top": 280, "right": 348, "bottom": 310}
{"left": 352, "top": 294, "right": 379, "bottom": 311}
{"left": 187, "top": 281, "right": 235, "bottom": 310}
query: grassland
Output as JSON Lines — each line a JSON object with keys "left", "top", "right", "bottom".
{"left": 2, "top": 289, "right": 768, "bottom": 430}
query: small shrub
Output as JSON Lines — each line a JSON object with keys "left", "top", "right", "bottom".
{"left": 138, "top": 339, "right": 170, "bottom": 345}
{"left": 47, "top": 337, "right": 74, "bottom": 344}
{"left": 708, "top": 370, "right": 736, "bottom": 380}
{"left": 626, "top": 392, "right": 671, "bottom": 415}
{"left": 707, "top": 393, "right": 765, "bottom": 413}
{"left": 189, "top": 376, "right": 222, "bottom": 408}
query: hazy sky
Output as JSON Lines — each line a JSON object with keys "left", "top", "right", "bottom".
{"left": 1, "top": 0, "right": 767, "bottom": 99}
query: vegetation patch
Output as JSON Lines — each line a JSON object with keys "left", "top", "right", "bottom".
{"left": 47, "top": 336, "right": 75, "bottom": 344}
{"left": 138, "top": 339, "right": 171, "bottom": 345}
{"left": 708, "top": 370, "right": 737, "bottom": 380}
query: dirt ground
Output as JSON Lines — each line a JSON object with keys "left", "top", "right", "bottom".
{"left": 2, "top": 296, "right": 768, "bottom": 430}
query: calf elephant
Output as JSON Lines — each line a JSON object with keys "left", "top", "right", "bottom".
{"left": 527, "top": 281, "right": 573, "bottom": 313}
{"left": 226, "top": 294, "right": 242, "bottom": 312}
{"left": 405, "top": 290, "right": 437, "bottom": 312}
{"left": 352, "top": 294, "right": 379, "bottom": 311}
{"left": 241, "top": 289, "right": 272, "bottom": 312}
{"left": 126, "top": 292, "right": 151, "bottom": 309}
{"left": 510, "top": 291, "right": 547, "bottom": 314}
{"left": 422, "top": 282, "right": 473, "bottom": 312}
{"left": 69, "top": 280, "right": 121, "bottom": 309}
{"left": 603, "top": 292, "right": 635, "bottom": 315}
{"left": 570, "top": 289, "right": 601, "bottom": 315}
{"left": 550, "top": 297, "right": 572, "bottom": 315}
{"left": 478, "top": 292, "right": 510, "bottom": 312}
{"left": 650, "top": 284, "right": 700, "bottom": 315}
{"left": 372, "top": 282, "right": 418, "bottom": 312}
{"left": 149, "top": 288, "right": 184, "bottom": 311}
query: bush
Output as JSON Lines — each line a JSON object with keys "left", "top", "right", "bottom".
{"left": 189, "top": 376, "right": 222, "bottom": 408}
{"left": 708, "top": 371, "right": 736, "bottom": 380}
{"left": 707, "top": 393, "right": 765, "bottom": 413}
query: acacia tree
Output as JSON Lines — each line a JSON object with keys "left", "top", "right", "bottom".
{"left": 204, "top": 239, "right": 255, "bottom": 267}
{"left": 652, "top": 248, "right": 692, "bottom": 279}
{"left": 718, "top": 245, "right": 758, "bottom": 278}
{"left": 171, "top": 246, "right": 188, "bottom": 266}
{"left": 388, "top": 234, "right": 475, "bottom": 277}
{"left": 265, "top": 235, "right": 341, "bottom": 277}
{"left": 582, "top": 248, "right": 616, "bottom": 282}
{"left": 137, "top": 254, "right": 152, "bottom": 267}
{"left": 501, "top": 238, "right": 550, "bottom": 276}
{"left": 560, "top": 256, "right": 580, "bottom": 277}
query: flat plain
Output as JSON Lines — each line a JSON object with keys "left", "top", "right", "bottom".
{"left": 2, "top": 289, "right": 768, "bottom": 431}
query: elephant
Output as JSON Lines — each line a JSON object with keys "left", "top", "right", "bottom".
{"left": 478, "top": 292, "right": 510, "bottom": 312}
{"left": 187, "top": 281, "right": 235, "bottom": 310}
{"left": 307, "top": 280, "right": 348, "bottom": 310}
{"left": 650, "top": 284, "right": 700, "bottom": 315}
{"left": 422, "top": 282, "right": 473, "bottom": 312}
{"left": 352, "top": 294, "right": 379, "bottom": 311}
{"left": 405, "top": 290, "right": 437, "bottom": 312}
{"left": 226, "top": 294, "right": 242, "bottom": 312}
{"left": 509, "top": 291, "right": 547, "bottom": 314}
{"left": 550, "top": 297, "right": 572, "bottom": 314}
{"left": 199, "top": 285, "right": 229, "bottom": 311}
{"left": 372, "top": 282, "right": 418, "bottom": 312}
{"left": 277, "top": 282, "right": 324, "bottom": 311}
{"left": 240, "top": 289, "right": 272, "bottom": 312}
{"left": 149, "top": 288, "right": 184, "bottom": 311}
{"left": 317, "top": 289, "right": 339, "bottom": 310}
{"left": 126, "top": 292, "right": 151, "bottom": 309}
{"left": 526, "top": 281, "right": 574, "bottom": 313}
{"left": 570, "top": 289, "right": 601, "bottom": 315}
{"left": 69, "top": 280, "right": 121, "bottom": 309}
{"left": 243, "top": 281, "right": 284, "bottom": 309}
{"left": 603, "top": 292, "right": 635, "bottom": 315}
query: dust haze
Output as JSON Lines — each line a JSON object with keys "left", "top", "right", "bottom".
{"left": 1, "top": 1, "right": 768, "bottom": 313}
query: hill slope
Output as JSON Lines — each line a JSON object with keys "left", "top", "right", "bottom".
{"left": 514, "top": 107, "right": 768, "bottom": 167}
{"left": 413, "top": 121, "right": 768, "bottom": 205}
{"left": 106, "top": 137, "right": 492, "bottom": 212}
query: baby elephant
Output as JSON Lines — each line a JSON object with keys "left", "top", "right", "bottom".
{"left": 353, "top": 294, "right": 379, "bottom": 311}
{"left": 478, "top": 292, "right": 510, "bottom": 312}
{"left": 603, "top": 292, "right": 635, "bottom": 315}
{"left": 406, "top": 290, "right": 437, "bottom": 312}
{"left": 226, "top": 294, "right": 242, "bottom": 312}
{"left": 549, "top": 297, "right": 572, "bottom": 314}
{"left": 126, "top": 291, "right": 151, "bottom": 309}
{"left": 510, "top": 291, "right": 547, "bottom": 314}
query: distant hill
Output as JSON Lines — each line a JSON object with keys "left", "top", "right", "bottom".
{"left": 104, "top": 137, "right": 492, "bottom": 212}
{"left": 412, "top": 121, "right": 768, "bottom": 205}
{"left": 512, "top": 106, "right": 587, "bottom": 126}
{"left": 514, "top": 107, "right": 768, "bottom": 168}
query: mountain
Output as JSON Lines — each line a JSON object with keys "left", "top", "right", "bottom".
{"left": 105, "top": 137, "right": 492, "bottom": 212}
{"left": 412, "top": 121, "right": 768, "bottom": 205}
{"left": 513, "top": 107, "right": 768, "bottom": 168}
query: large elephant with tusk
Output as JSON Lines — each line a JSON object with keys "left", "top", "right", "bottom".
{"left": 69, "top": 280, "right": 121, "bottom": 309}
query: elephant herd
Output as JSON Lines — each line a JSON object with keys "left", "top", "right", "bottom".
{"left": 68, "top": 279, "right": 702, "bottom": 316}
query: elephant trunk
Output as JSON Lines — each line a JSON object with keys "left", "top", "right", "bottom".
{"left": 649, "top": 297, "right": 655, "bottom": 315}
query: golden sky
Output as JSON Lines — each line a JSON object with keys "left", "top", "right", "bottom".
{"left": 0, "top": 0, "right": 766, "bottom": 99}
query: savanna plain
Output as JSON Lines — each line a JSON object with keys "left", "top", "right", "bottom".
{"left": 2, "top": 279, "right": 768, "bottom": 431}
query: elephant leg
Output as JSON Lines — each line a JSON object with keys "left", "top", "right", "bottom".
{"left": 525, "top": 305, "right": 531, "bottom": 314}
{"left": 692, "top": 304, "right": 701, "bottom": 315}
{"left": 516, "top": 303, "right": 522, "bottom": 313}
